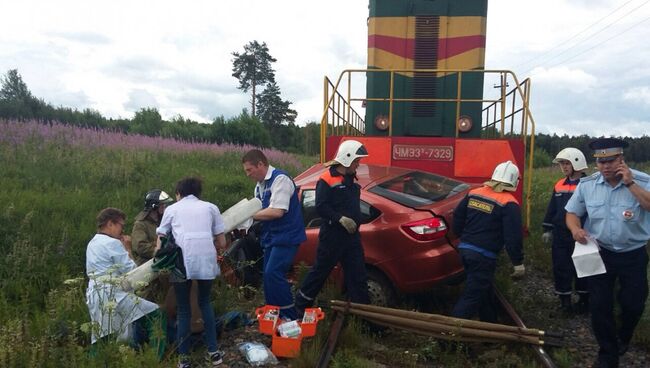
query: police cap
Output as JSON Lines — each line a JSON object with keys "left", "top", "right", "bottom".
{"left": 588, "top": 138, "right": 628, "bottom": 163}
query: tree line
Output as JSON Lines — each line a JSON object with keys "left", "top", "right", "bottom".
{"left": 0, "top": 41, "right": 321, "bottom": 155}
{"left": 2, "top": 62, "right": 648, "bottom": 162}
{"left": 534, "top": 133, "right": 650, "bottom": 166}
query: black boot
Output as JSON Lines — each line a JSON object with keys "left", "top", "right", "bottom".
{"left": 559, "top": 295, "right": 573, "bottom": 315}
{"left": 617, "top": 337, "right": 630, "bottom": 356}
{"left": 294, "top": 290, "right": 312, "bottom": 320}
{"left": 575, "top": 294, "right": 589, "bottom": 315}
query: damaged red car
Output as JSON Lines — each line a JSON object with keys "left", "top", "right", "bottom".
{"left": 225, "top": 164, "right": 470, "bottom": 306}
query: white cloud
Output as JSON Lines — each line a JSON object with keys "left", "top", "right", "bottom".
{"left": 530, "top": 66, "right": 598, "bottom": 93}
{"left": 549, "top": 118, "right": 650, "bottom": 137}
{"left": 125, "top": 89, "right": 158, "bottom": 112}
{"left": 1, "top": 0, "right": 649, "bottom": 136}
{"left": 0, "top": 0, "right": 368, "bottom": 124}
{"left": 623, "top": 86, "right": 650, "bottom": 106}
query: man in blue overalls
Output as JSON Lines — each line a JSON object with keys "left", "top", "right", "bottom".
{"left": 295, "top": 140, "right": 370, "bottom": 317}
{"left": 242, "top": 149, "right": 306, "bottom": 320}
{"left": 542, "top": 147, "right": 589, "bottom": 314}
{"left": 566, "top": 138, "right": 650, "bottom": 368}
{"left": 451, "top": 161, "right": 525, "bottom": 322}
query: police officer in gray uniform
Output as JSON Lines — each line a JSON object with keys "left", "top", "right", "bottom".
{"left": 565, "top": 138, "right": 650, "bottom": 368}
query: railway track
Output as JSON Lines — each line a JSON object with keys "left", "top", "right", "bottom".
{"left": 494, "top": 287, "right": 557, "bottom": 368}
{"left": 315, "top": 288, "right": 560, "bottom": 368}
{"left": 220, "top": 238, "right": 561, "bottom": 367}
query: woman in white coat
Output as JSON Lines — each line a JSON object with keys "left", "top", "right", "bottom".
{"left": 156, "top": 177, "right": 227, "bottom": 368}
{"left": 85, "top": 207, "right": 159, "bottom": 344}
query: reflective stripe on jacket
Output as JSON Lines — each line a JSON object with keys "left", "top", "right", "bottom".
{"left": 453, "top": 186, "right": 523, "bottom": 265}
{"left": 542, "top": 176, "right": 583, "bottom": 232}
{"left": 316, "top": 166, "right": 362, "bottom": 236}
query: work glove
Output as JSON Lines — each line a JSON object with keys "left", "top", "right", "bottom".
{"left": 511, "top": 264, "right": 526, "bottom": 279}
{"left": 541, "top": 231, "right": 553, "bottom": 245}
{"left": 339, "top": 216, "right": 357, "bottom": 234}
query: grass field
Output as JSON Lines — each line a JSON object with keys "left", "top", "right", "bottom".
{"left": 1, "top": 118, "right": 648, "bottom": 367}
{"left": 0, "top": 119, "right": 312, "bottom": 367}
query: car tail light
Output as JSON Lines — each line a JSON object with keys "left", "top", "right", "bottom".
{"left": 401, "top": 217, "right": 448, "bottom": 241}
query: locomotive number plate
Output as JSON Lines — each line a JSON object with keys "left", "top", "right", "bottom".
{"left": 392, "top": 144, "right": 454, "bottom": 161}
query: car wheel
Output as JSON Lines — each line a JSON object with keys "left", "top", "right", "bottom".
{"left": 366, "top": 269, "right": 397, "bottom": 307}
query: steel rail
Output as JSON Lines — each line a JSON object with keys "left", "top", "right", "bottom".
{"left": 315, "top": 309, "right": 347, "bottom": 368}
{"left": 316, "top": 289, "right": 559, "bottom": 367}
{"left": 494, "top": 287, "right": 558, "bottom": 368}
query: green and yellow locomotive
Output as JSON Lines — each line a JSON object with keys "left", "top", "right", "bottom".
{"left": 320, "top": 0, "right": 536, "bottom": 226}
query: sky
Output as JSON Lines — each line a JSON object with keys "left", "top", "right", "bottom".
{"left": 1, "top": 0, "right": 649, "bottom": 137}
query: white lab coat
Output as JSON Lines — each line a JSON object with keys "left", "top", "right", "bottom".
{"left": 156, "top": 195, "right": 225, "bottom": 280}
{"left": 85, "top": 234, "right": 158, "bottom": 343}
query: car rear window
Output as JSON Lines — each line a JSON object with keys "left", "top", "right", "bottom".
{"left": 368, "top": 171, "right": 470, "bottom": 207}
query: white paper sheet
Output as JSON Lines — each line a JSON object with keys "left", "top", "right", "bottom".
{"left": 571, "top": 237, "right": 607, "bottom": 278}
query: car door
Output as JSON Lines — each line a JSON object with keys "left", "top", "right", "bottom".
{"left": 294, "top": 187, "right": 381, "bottom": 268}
{"left": 295, "top": 188, "right": 320, "bottom": 265}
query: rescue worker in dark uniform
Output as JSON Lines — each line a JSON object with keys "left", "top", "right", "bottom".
{"left": 132, "top": 189, "right": 174, "bottom": 303}
{"left": 295, "top": 140, "right": 370, "bottom": 317}
{"left": 132, "top": 189, "right": 174, "bottom": 266}
{"left": 242, "top": 149, "right": 307, "bottom": 320}
{"left": 451, "top": 160, "right": 525, "bottom": 322}
{"left": 566, "top": 138, "right": 650, "bottom": 368}
{"left": 542, "top": 148, "right": 589, "bottom": 314}
{"left": 130, "top": 191, "right": 174, "bottom": 356}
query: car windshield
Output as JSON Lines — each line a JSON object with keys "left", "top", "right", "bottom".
{"left": 368, "top": 171, "right": 470, "bottom": 207}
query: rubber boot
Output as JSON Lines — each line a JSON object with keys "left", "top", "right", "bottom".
{"left": 559, "top": 295, "right": 573, "bottom": 315}
{"left": 575, "top": 294, "right": 589, "bottom": 315}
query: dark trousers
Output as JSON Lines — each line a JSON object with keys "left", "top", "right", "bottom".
{"left": 451, "top": 248, "right": 498, "bottom": 322}
{"left": 174, "top": 279, "right": 217, "bottom": 355}
{"left": 263, "top": 244, "right": 299, "bottom": 320}
{"left": 589, "top": 246, "right": 648, "bottom": 367}
{"left": 296, "top": 232, "right": 369, "bottom": 312}
{"left": 552, "top": 229, "right": 587, "bottom": 295}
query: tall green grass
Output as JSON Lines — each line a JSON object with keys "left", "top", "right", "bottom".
{"left": 0, "top": 122, "right": 311, "bottom": 366}
{"left": 2, "top": 120, "right": 649, "bottom": 366}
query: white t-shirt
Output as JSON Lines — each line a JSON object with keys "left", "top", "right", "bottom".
{"left": 254, "top": 165, "right": 295, "bottom": 210}
{"left": 157, "top": 195, "right": 225, "bottom": 280}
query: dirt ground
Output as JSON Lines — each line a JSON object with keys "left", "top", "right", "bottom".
{"left": 509, "top": 270, "right": 650, "bottom": 367}
{"left": 178, "top": 268, "right": 650, "bottom": 367}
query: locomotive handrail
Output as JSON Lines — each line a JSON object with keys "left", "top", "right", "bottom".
{"left": 320, "top": 68, "right": 536, "bottom": 229}
{"left": 321, "top": 76, "right": 365, "bottom": 142}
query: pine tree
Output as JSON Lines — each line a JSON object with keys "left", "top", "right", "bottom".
{"left": 231, "top": 41, "right": 277, "bottom": 117}
{"left": 256, "top": 81, "right": 297, "bottom": 126}
{"left": 0, "top": 69, "right": 33, "bottom": 102}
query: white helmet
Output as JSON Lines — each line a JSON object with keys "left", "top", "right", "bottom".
{"left": 325, "top": 140, "right": 369, "bottom": 167}
{"left": 491, "top": 161, "right": 520, "bottom": 189}
{"left": 144, "top": 189, "right": 173, "bottom": 210}
{"left": 552, "top": 147, "right": 587, "bottom": 171}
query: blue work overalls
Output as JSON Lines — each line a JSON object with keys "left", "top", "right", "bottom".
{"left": 257, "top": 168, "right": 306, "bottom": 320}
{"left": 451, "top": 186, "right": 523, "bottom": 322}
{"left": 542, "top": 176, "right": 588, "bottom": 296}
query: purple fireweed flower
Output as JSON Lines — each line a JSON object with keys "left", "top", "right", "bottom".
{"left": 0, "top": 119, "right": 304, "bottom": 169}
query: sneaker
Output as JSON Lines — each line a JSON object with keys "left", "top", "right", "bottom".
{"left": 207, "top": 350, "right": 224, "bottom": 366}
{"left": 177, "top": 360, "right": 190, "bottom": 368}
